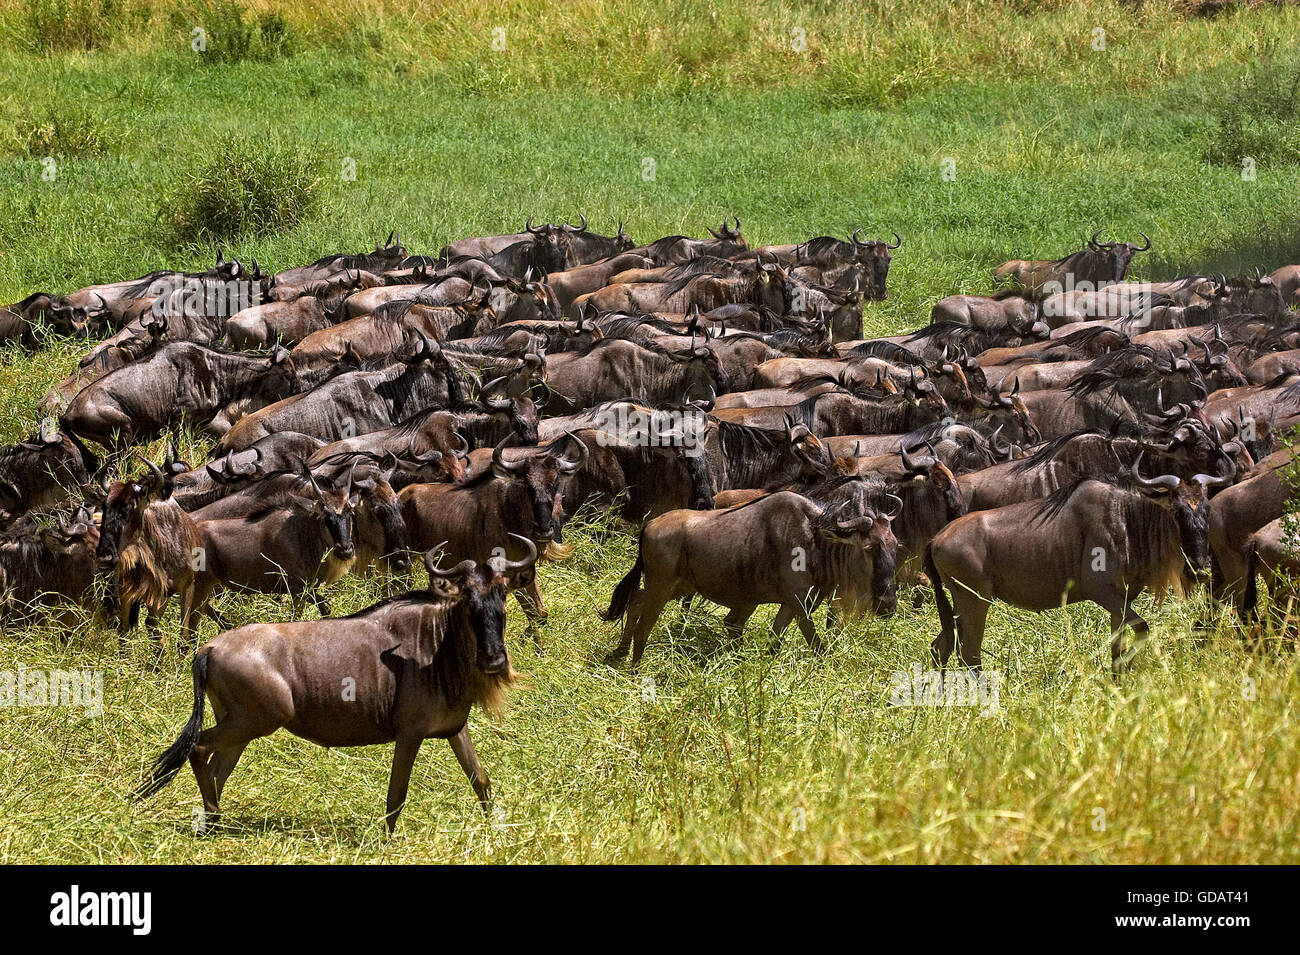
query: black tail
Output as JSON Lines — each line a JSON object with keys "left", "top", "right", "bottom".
{"left": 925, "top": 544, "right": 958, "bottom": 652}
{"left": 600, "top": 547, "right": 644, "bottom": 622}
{"left": 60, "top": 421, "right": 100, "bottom": 477}
{"left": 133, "top": 651, "right": 209, "bottom": 801}
{"left": 59, "top": 418, "right": 101, "bottom": 478}
{"left": 1242, "top": 543, "right": 1259, "bottom": 621}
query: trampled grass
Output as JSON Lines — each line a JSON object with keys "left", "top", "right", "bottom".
{"left": 1, "top": 0, "right": 1299, "bottom": 863}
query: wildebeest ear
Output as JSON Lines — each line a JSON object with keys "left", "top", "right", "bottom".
{"left": 289, "top": 493, "right": 320, "bottom": 511}
{"left": 386, "top": 607, "right": 447, "bottom": 668}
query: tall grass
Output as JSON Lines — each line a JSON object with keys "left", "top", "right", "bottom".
{"left": 161, "top": 135, "right": 323, "bottom": 244}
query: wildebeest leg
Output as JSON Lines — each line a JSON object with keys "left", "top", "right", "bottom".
{"left": 949, "top": 588, "right": 989, "bottom": 671}
{"left": 723, "top": 604, "right": 756, "bottom": 642}
{"left": 795, "top": 610, "right": 824, "bottom": 654}
{"left": 448, "top": 726, "right": 491, "bottom": 810}
{"left": 385, "top": 735, "right": 424, "bottom": 833}
{"left": 513, "top": 579, "right": 547, "bottom": 647}
{"left": 629, "top": 585, "right": 674, "bottom": 670}
{"left": 310, "top": 590, "right": 332, "bottom": 618}
{"left": 209, "top": 743, "right": 247, "bottom": 802}
{"left": 767, "top": 604, "right": 797, "bottom": 654}
{"left": 1102, "top": 593, "right": 1149, "bottom": 679}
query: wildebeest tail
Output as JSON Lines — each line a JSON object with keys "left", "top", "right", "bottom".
{"left": 924, "top": 543, "right": 957, "bottom": 649}
{"left": 599, "top": 545, "right": 644, "bottom": 622}
{"left": 1242, "top": 543, "right": 1259, "bottom": 621}
{"left": 132, "top": 650, "right": 208, "bottom": 801}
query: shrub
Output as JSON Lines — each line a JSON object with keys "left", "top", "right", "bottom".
{"left": 162, "top": 135, "right": 322, "bottom": 243}
{"left": 1201, "top": 46, "right": 1300, "bottom": 167}
{"left": 7, "top": 104, "right": 119, "bottom": 157}
{"left": 17, "top": 0, "right": 139, "bottom": 52}
{"left": 175, "top": 0, "right": 295, "bottom": 64}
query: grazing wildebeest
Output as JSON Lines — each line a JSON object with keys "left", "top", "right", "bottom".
{"left": 927, "top": 457, "right": 1224, "bottom": 677}
{"left": 600, "top": 490, "right": 898, "bottom": 667}
{"left": 132, "top": 541, "right": 535, "bottom": 832}
{"left": 994, "top": 231, "right": 1150, "bottom": 296}
{"left": 0, "top": 430, "right": 94, "bottom": 522}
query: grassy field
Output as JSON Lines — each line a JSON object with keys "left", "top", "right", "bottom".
{"left": 2, "top": 0, "right": 1300, "bottom": 863}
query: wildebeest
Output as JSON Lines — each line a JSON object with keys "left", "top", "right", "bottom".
{"left": 132, "top": 541, "right": 535, "bottom": 832}
{"left": 398, "top": 436, "right": 584, "bottom": 630}
{"left": 994, "top": 231, "right": 1150, "bottom": 296}
{"left": 0, "top": 430, "right": 94, "bottom": 522}
{"left": 61, "top": 344, "right": 299, "bottom": 451}
{"left": 927, "top": 458, "right": 1224, "bottom": 677}
{"left": 0, "top": 506, "right": 100, "bottom": 624}
{"left": 600, "top": 490, "right": 898, "bottom": 667}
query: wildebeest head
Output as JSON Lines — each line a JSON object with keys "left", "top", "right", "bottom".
{"left": 94, "top": 448, "right": 187, "bottom": 570}
{"left": 293, "top": 464, "right": 357, "bottom": 561}
{"left": 706, "top": 216, "right": 746, "bottom": 249}
{"left": 1129, "top": 452, "right": 1229, "bottom": 579}
{"left": 478, "top": 366, "right": 542, "bottom": 445}
{"left": 852, "top": 230, "right": 901, "bottom": 301}
{"left": 982, "top": 377, "right": 1040, "bottom": 444}
{"left": 667, "top": 339, "right": 725, "bottom": 399}
{"left": 12, "top": 292, "right": 95, "bottom": 340}
{"left": 817, "top": 492, "right": 901, "bottom": 617}
{"left": 489, "top": 433, "right": 587, "bottom": 544}
{"left": 524, "top": 218, "right": 575, "bottom": 274}
{"left": 425, "top": 534, "right": 537, "bottom": 675}
{"left": 1087, "top": 230, "right": 1150, "bottom": 283}
{"left": 258, "top": 346, "right": 300, "bottom": 398}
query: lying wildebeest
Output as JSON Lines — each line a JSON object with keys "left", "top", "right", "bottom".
{"left": 0, "top": 506, "right": 100, "bottom": 624}
{"left": 0, "top": 430, "right": 94, "bottom": 523}
{"left": 600, "top": 490, "right": 898, "bottom": 667}
{"left": 271, "top": 233, "right": 407, "bottom": 288}
{"left": 927, "top": 457, "right": 1224, "bottom": 677}
{"left": 0, "top": 292, "right": 97, "bottom": 347}
{"left": 132, "top": 541, "right": 535, "bottom": 832}
{"left": 39, "top": 312, "right": 169, "bottom": 415}
{"left": 61, "top": 344, "right": 299, "bottom": 451}
{"left": 994, "top": 230, "right": 1150, "bottom": 296}
{"left": 544, "top": 337, "right": 724, "bottom": 414}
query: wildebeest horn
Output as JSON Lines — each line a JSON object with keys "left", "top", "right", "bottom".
{"left": 501, "top": 533, "right": 538, "bottom": 573}
{"left": 492, "top": 435, "right": 527, "bottom": 474}
{"left": 851, "top": 228, "right": 863, "bottom": 248}
{"left": 1089, "top": 229, "right": 1104, "bottom": 249}
{"left": 136, "top": 452, "right": 165, "bottom": 489}
{"left": 425, "top": 543, "right": 475, "bottom": 581}
{"left": 555, "top": 432, "right": 589, "bottom": 474}
{"left": 1134, "top": 233, "right": 1151, "bottom": 252}
{"left": 525, "top": 215, "right": 539, "bottom": 234}
{"left": 1131, "top": 451, "right": 1180, "bottom": 490}
{"left": 882, "top": 493, "right": 903, "bottom": 521}
{"left": 887, "top": 231, "right": 901, "bottom": 250}
{"left": 899, "top": 442, "right": 929, "bottom": 474}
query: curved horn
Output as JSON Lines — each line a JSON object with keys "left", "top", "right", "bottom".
{"left": 1130, "top": 451, "right": 1180, "bottom": 489}
{"left": 886, "top": 231, "right": 901, "bottom": 250}
{"left": 882, "top": 493, "right": 903, "bottom": 521}
{"left": 502, "top": 532, "right": 538, "bottom": 573}
{"left": 1134, "top": 232, "right": 1151, "bottom": 252}
{"left": 425, "top": 543, "right": 475, "bottom": 580}
{"left": 492, "top": 435, "right": 527, "bottom": 474}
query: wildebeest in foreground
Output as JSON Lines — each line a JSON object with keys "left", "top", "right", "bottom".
{"left": 926, "top": 458, "right": 1224, "bottom": 678}
{"left": 132, "top": 540, "right": 536, "bottom": 832}
{"left": 601, "top": 490, "right": 899, "bottom": 667}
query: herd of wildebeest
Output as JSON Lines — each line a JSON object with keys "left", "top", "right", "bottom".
{"left": 5, "top": 217, "right": 1300, "bottom": 829}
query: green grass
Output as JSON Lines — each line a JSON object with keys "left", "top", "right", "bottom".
{"left": 1, "top": 0, "right": 1300, "bottom": 863}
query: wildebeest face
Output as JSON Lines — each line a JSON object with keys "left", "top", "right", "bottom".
{"left": 490, "top": 436, "right": 586, "bottom": 543}
{"left": 425, "top": 537, "right": 537, "bottom": 675}
{"left": 294, "top": 488, "right": 356, "bottom": 560}
{"left": 95, "top": 481, "right": 145, "bottom": 569}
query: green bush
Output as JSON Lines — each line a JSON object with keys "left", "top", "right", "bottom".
{"left": 162, "top": 135, "right": 322, "bottom": 243}
{"left": 16, "top": 0, "right": 140, "bottom": 52}
{"left": 174, "top": 0, "right": 295, "bottom": 64}
{"left": 7, "top": 104, "right": 119, "bottom": 157}
{"left": 1201, "top": 46, "right": 1300, "bottom": 166}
